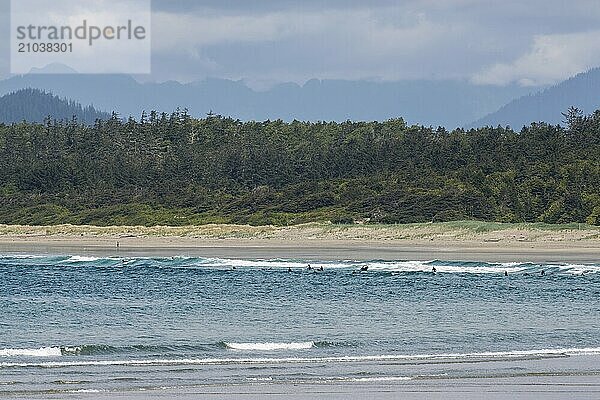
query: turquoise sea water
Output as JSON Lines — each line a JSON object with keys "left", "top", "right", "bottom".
{"left": 1, "top": 254, "right": 599, "bottom": 396}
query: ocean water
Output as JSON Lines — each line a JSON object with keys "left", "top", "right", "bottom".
{"left": 1, "top": 254, "right": 599, "bottom": 397}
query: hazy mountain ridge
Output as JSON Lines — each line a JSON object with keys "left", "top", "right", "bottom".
{"left": 0, "top": 73, "right": 533, "bottom": 128}
{"left": 469, "top": 68, "right": 600, "bottom": 129}
{"left": 0, "top": 88, "right": 110, "bottom": 124}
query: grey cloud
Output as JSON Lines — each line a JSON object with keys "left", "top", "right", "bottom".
{"left": 151, "top": 0, "right": 405, "bottom": 14}
{"left": 1, "top": 1, "right": 600, "bottom": 86}
{"left": 146, "top": 0, "right": 600, "bottom": 85}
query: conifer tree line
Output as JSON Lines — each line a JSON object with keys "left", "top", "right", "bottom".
{"left": 0, "top": 107, "right": 598, "bottom": 226}
{"left": 0, "top": 89, "right": 109, "bottom": 125}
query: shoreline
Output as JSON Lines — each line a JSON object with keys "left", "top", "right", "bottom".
{"left": 0, "top": 222, "right": 598, "bottom": 262}
{"left": 6, "top": 352, "right": 600, "bottom": 399}
{"left": 75, "top": 375, "right": 600, "bottom": 400}
{"left": 12, "top": 354, "right": 600, "bottom": 400}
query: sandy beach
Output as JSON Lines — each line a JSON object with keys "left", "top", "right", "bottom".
{"left": 17, "top": 355, "right": 600, "bottom": 400}
{"left": 0, "top": 222, "right": 598, "bottom": 262}
{"left": 45, "top": 380, "right": 600, "bottom": 400}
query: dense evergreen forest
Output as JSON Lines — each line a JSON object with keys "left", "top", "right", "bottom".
{"left": 0, "top": 108, "right": 598, "bottom": 226}
{"left": 0, "top": 89, "right": 109, "bottom": 125}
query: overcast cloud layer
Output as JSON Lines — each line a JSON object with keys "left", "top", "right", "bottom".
{"left": 2, "top": 0, "right": 600, "bottom": 87}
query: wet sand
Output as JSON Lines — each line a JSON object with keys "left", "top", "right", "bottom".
{"left": 29, "top": 372, "right": 600, "bottom": 400}
{"left": 0, "top": 235, "right": 598, "bottom": 263}
{"left": 14, "top": 353, "right": 600, "bottom": 399}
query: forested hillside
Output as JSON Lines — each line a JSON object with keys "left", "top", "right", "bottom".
{"left": 470, "top": 68, "right": 600, "bottom": 129}
{"left": 0, "top": 108, "right": 599, "bottom": 226}
{"left": 0, "top": 89, "right": 109, "bottom": 124}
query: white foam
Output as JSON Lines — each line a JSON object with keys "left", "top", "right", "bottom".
{"left": 64, "top": 256, "right": 102, "bottom": 263}
{"left": 557, "top": 264, "right": 600, "bottom": 275}
{"left": 2, "top": 347, "right": 599, "bottom": 369}
{"left": 349, "top": 376, "right": 412, "bottom": 382}
{"left": 0, "top": 254, "right": 46, "bottom": 259}
{"left": 499, "top": 262, "right": 522, "bottom": 267}
{"left": 195, "top": 258, "right": 523, "bottom": 274}
{"left": 225, "top": 342, "right": 315, "bottom": 351}
{"left": 204, "top": 258, "right": 532, "bottom": 274}
{"left": 361, "top": 261, "right": 524, "bottom": 274}
{"left": 201, "top": 258, "right": 345, "bottom": 270}
{"left": 4, "top": 254, "right": 597, "bottom": 275}
{"left": 0, "top": 347, "right": 61, "bottom": 357}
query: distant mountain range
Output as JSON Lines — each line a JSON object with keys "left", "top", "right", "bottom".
{"left": 1, "top": 66, "right": 599, "bottom": 128}
{"left": 0, "top": 70, "right": 532, "bottom": 128}
{"left": 0, "top": 88, "right": 110, "bottom": 124}
{"left": 469, "top": 68, "right": 600, "bottom": 129}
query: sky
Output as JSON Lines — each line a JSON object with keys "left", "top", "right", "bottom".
{"left": 1, "top": 0, "right": 600, "bottom": 88}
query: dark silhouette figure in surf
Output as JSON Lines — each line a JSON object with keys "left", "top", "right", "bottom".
{"left": 360, "top": 265, "right": 368, "bottom": 272}
{"left": 504, "top": 271, "right": 508, "bottom": 277}
{"left": 288, "top": 267, "right": 292, "bottom": 272}
{"left": 432, "top": 266, "right": 437, "bottom": 273}
{"left": 318, "top": 266, "right": 324, "bottom": 271}
{"left": 541, "top": 270, "right": 545, "bottom": 276}
{"left": 307, "top": 264, "right": 313, "bottom": 271}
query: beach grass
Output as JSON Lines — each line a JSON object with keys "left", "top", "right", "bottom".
{"left": 0, "top": 220, "right": 598, "bottom": 242}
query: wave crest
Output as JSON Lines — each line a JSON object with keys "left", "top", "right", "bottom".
{"left": 1, "top": 254, "right": 598, "bottom": 275}
{"left": 3, "top": 347, "right": 600, "bottom": 369}
{"left": 0, "top": 347, "right": 62, "bottom": 357}
{"left": 223, "top": 341, "right": 315, "bottom": 351}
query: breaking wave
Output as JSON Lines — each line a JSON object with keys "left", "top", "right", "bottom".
{"left": 223, "top": 341, "right": 316, "bottom": 351}
{"left": 1, "top": 347, "right": 599, "bottom": 368}
{"left": 0, "top": 254, "right": 598, "bottom": 275}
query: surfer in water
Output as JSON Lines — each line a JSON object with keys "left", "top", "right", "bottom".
{"left": 432, "top": 266, "right": 437, "bottom": 273}
{"left": 288, "top": 267, "right": 292, "bottom": 272}
{"left": 504, "top": 271, "right": 508, "bottom": 276}
{"left": 541, "top": 269, "right": 545, "bottom": 276}
{"left": 307, "top": 264, "right": 313, "bottom": 271}
{"left": 360, "top": 265, "right": 368, "bottom": 272}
